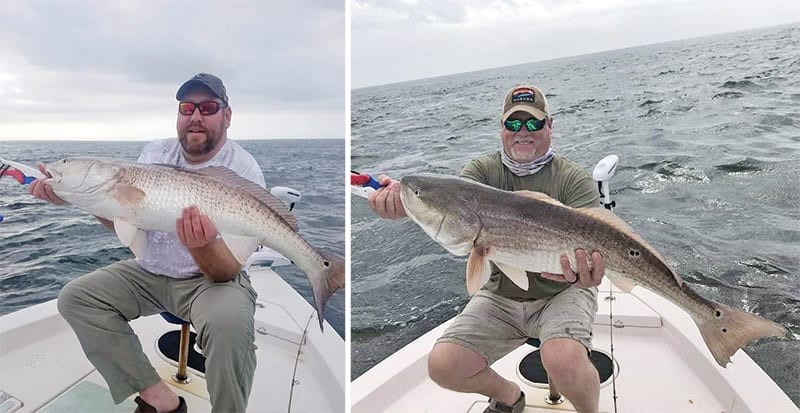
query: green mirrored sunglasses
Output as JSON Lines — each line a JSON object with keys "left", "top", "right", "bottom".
{"left": 503, "top": 118, "right": 546, "bottom": 132}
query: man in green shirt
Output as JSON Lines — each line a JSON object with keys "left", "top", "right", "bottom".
{"left": 368, "top": 85, "right": 605, "bottom": 413}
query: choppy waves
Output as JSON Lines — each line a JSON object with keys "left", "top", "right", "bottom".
{"left": 351, "top": 24, "right": 800, "bottom": 404}
{"left": 0, "top": 139, "right": 346, "bottom": 337}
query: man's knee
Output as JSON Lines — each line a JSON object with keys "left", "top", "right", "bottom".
{"left": 205, "top": 308, "right": 252, "bottom": 329}
{"left": 540, "top": 338, "right": 593, "bottom": 382}
{"left": 57, "top": 277, "right": 87, "bottom": 319}
{"left": 193, "top": 288, "right": 255, "bottom": 344}
{"left": 428, "top": 342, "right": 486, "bottom": 388}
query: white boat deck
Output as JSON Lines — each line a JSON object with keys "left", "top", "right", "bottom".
{"left": 0, "top": 267, "right": 344, "bottom": 413}
{"left": 352, "top": 279, "right": 798, "bottom": 413}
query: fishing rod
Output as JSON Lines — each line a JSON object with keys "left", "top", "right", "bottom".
{"left": 592, "top": 154, "right": 620, "bottom": 413}
{"left": 287, "top": 312, "right": 315, "bottom": 413}
{"left": 0, "top": 158, "right": 47, "bottom": 223}
{"left": 350, "top": 170, "right": 380, "bottom": 199}
{"left": 0, "top": 158, "right": 45, "bottom": 184}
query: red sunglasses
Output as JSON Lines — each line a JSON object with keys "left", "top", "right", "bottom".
{"left": 178, "top": 101, "right": 226, "bottom": 116}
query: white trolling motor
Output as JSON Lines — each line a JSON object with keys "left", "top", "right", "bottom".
{"left": 270, "top": 186, "right": 302, "bottom": 211}
{"left": 592, "top": 154, "right": 619, "bottom": 211}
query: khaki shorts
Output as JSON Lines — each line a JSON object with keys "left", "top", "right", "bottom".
{"left": 437, "top": 286, "right": 598, "bottom": 365}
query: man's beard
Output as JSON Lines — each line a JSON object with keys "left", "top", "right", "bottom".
{"left": 179, "top": 124, "right": 222, "bottom": 156}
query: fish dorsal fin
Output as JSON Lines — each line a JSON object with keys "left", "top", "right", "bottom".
{"left": 578, "top": 208, "right": 679, "bottom": 282}
{"left": 580, "top": 207, "right": 638, "bottom": 234}
{"left": 514, "top": 190, "right": 566, "bottom": 207}
{"left": 179, "top": 165, "right": 298, "bottom": 231}
{"left": 513, "top": 190, "right": 676, "bottom": 282}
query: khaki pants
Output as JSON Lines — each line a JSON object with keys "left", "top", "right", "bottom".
{"left": 57, "top": 259, "right": 257, "bottom": 413}
{"left": 437, "top": 286, "right": 598, "bottom": 365}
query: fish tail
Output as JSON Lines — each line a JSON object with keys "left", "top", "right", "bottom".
{"left": 692, "top": 299, "right": 788, "bottom": 367}
{"left": 310, "top": 252, "right": 346, "bottom": 332}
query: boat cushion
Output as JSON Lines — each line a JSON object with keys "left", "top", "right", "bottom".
{"left": 160, "top": 312, "right": 187, "bottom": 325}
{"left": 518, "top": 349, "right": 614, "bottom": 385}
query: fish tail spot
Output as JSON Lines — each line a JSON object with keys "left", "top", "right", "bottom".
{"left": 309, "top": 252, "right": 345, "bottom": 332}
{"left": 693, "top": 302, "right": 788, "bottom": 367}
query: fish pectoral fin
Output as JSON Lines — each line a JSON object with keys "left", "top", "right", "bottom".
{"left": 466, "top": 246, "right": 492, "bottom": 295}
{"left": 514, "top": 190, "right": 566, "bottom": 207}
{"left": 111, "top": 183, "right": 146, "bottom": 208}
{"left": 113, "top": 217, "right": 147, "bottom": 259}
{"left": 220, "top": 233, "right": 261, "bottom": 265}
{"left": 493, "top": 262, "right": 530, "bottom": 291}
{"left": 605, "top": 271, "right": 637, "bottom": 292}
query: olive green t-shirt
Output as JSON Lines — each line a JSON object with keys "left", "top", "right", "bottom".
{"left": 459, "top": 151, "right": 600, "bottom": 300}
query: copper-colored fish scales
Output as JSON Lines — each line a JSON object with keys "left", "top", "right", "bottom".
{"left": 44, "top": 157, "right": 344, "bottom": 330}
{"left": 399, "top": 174, "right": 787, "bottom": 366}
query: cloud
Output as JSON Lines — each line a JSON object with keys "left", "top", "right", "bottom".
{"left": 353, "top": 0, "right": 800, "bottom": 87}
{"left": 0, "top": 0, "right": 344, "bottom": 139}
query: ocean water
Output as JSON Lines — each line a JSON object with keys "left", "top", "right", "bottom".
{"left": 351, "top": 23, "right": 800, "bottom": 406}
{"left": 0, "top": 139, "right": 346, "bottom": 338}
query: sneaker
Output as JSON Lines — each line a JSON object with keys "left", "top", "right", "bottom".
{"left": 134, "top": 396, "right": 187, "bottom": 413}
{"left": 483, "top": 391, "right": 525, "bottom": 413}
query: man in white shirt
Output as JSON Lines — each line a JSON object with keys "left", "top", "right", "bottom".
{"left": 30, "top": 73, "right": 261, "bottom": 413}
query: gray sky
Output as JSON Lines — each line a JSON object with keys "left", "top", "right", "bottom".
{"left": 0, "top": 0, "right": 344, "bottom": 140}
{"left": 353, "top": 0, "right": 800, "bottom": 88}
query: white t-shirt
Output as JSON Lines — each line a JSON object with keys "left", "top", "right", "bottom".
{"left": 136, "top": 138, "right": 266, "bottom": 278}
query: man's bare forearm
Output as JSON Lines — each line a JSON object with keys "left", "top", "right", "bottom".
{"left": 98, "top": 212, "right": 240, "bottom": 280}
{"left": 188, "top": 239, "right": 242, "bottom": 282}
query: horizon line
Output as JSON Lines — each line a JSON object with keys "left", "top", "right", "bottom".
{"left": 0, "top": 136, "right": 343, "bottom": 142}
{"left": 353, "top": 20, "right": 800, "bottom": 90}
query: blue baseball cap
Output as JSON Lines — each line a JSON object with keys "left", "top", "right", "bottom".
{"left": 176, "top": 73, "right": 229, "bottom": 105}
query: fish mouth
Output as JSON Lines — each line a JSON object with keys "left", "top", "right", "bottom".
{"left": 44, "top": 159, "right": 94, "bottom": 189}
{"left": 42, "top": 167, "right": 60, "bottom": 183}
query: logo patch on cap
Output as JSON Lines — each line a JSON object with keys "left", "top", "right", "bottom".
{"left": 511, "top": 88, "right": 536, "bottom": 104}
